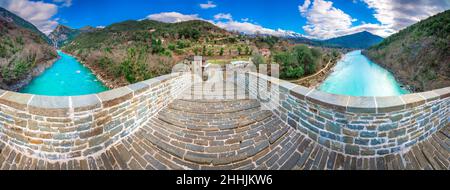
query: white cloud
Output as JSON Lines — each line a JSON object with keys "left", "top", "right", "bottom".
{"left": 214, "top": 13, "right": 232, "bottom": 21}
{"left": 96, "top": 26, "right": 105, "bottom": 29}
{"left": 144, "top": 12, "right": 300, "bottom": 37}
{"left": 299, "top": 0, "right": 311, "bottom": 15}
{"left": 215, "top": 21, "right": 299, "bottom": 37}
{"left": 53, "top": 0, "right": 72, "bottom": 7}
{"left": 299, "top": 0, "right": 356, "bottom": 39}
{"left": 200, "top": 1, "right": 217, "bottom": 9}
{"left": 145, "top": 12, "right": 203, "bottom": 23}
{"left": 362, "top": 0, "right": 450, "bottom": 31}
{"left": 212, "top": 13, "right": 300, "bottom": 37}
{"left": 0, "top": 0, "right": 60, "bottom": 35}
{"left": 299, "top": 0, "right": 450, "bottom": 39}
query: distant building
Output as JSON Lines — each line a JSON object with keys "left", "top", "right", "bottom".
{"left": 260, "top": 48, "right": 271, "bottom": 57}
{"left": 186, "top": 55, "right": 207, "bottom": 66}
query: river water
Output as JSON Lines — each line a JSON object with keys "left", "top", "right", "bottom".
{"left": 318, "top": 50, "right": 409, "bottom": 97}
{"left": 20, "top": 51, "right": 108, "bottom": 96}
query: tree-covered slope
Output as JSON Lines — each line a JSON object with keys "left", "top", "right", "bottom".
{"left": 64, "top": 19, "right": 230, "bottom": 51}
{"left": 363, "top": 10, "right": 450, "bottom": 91}
{"left": 0, "top": 7, "right": 51, "bottom": 44}
{"left": 62, "top": 19, "right": 282, "bottom": 87}
{"left": 0, "top": 11, "right": 57, "bottom": 91}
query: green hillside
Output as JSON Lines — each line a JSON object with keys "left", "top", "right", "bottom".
{"left": 363, "top": 10, "right": 450, "bottom": 91}
{"left": 0, "top": 7, "right": 51, "bottom": 44}
{"left": 0, "top": 10, "right": 57, "bottom": 91}
{"left": 62, "top": 19, "right": 294, "bottom": 86}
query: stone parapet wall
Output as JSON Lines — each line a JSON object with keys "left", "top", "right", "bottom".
{"left": 1, "top": 69, "right": 449, "bottom": 161}
{"left": 233, "top": 72, "right": 450, "bottom": 157}
{"left": 0, "top": 72, "right": 191, "bottom": 160}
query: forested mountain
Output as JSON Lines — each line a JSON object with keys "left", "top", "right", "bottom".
{"left": 319, "top": 31, "right": 383, "bottom": 49}
{"left": 62, "top": 19, "right": 291, "bottom": 86}
{"left": 0, "top": 7, "right": 57, "bottom": 91}
{"left": 363, "top": 10, "right": 450, "bottom": 91}
{"left": 286, "top": 31, "right": 383, "bottom": 49}
{"left": 49, "top": 25, "right": 81, "bottom": 48}
{"left": 0, "top": 7, "right": 51, "bottom": 44}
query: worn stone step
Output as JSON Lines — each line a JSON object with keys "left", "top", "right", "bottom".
{"left": 157, "top": 108, "right": 272, "bottom": 130}
{"left": 168, "top": 99, "right": 260, "bottom": 114}
{"left": 148, "top": 116, "right": 274, "bottom": 146}
{"left": 148, "top": 114, "right": 284, "bottom": 152}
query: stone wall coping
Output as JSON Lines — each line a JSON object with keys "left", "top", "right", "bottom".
{"left": 0, "top": 72, "right": 189, "bottom": 160}
{"left": 0, "top": 91, "right": 33, "bottom": 111}
{"left": 246, "top": 72, "right": 450, "bottom": 113}
{"left": 0, "top": 71, "right": 447, "bottom": 114}
{"left": 0, "top": 72, "right": 185, "bottom": 113}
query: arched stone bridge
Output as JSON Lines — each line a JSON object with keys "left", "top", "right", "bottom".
{"left": 0, "top": 70, "right": 449, "bottom": 170}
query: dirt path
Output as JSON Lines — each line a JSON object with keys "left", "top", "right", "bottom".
{"left": 289, "top": 55, "right": 341, "bottom": 88}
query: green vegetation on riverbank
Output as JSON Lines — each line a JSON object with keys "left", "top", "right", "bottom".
{"left": 273, "top": 45, "right": 322, "bottom": 79}
{"left": 363, "top": 10, "right": 450, "bottom": 91}
{"left": 0, "top": 8, "right": 57, "bottom": 90}
{"left": 62, "top": 19, "right": 290, "bottom": 86}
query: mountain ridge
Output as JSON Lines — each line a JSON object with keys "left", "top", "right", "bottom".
{"left": 49, "top": 24, "right": 81, "bottom": 48}
{"left": 61, "top": 19, "right": 298, "bottom": 87}
{"left": 318, "top": 31, "right": 384, "bottom": 49}
{"left": 363, "top": 10, "right": 450, "bottom": 91}
{"left": 0, "top": 7, "right": 57, "bottom": 91}
{"left": 61, "top": 19, "right": 253, "bottom": 87}
{"left": 0, "top": 7, "right": 51, "bottom": 44}
{"left": 284, "top": 31, "right": 384, "bottom": 49}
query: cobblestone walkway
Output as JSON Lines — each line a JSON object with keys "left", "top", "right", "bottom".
{"left": 0, "top": 83, "right": 449, "bottom": 170}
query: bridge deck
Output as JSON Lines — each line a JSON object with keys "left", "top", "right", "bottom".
{"left": 0, "top": 83, "right": 449, "bottom": 170}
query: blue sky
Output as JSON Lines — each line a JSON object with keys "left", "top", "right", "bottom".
{"left": 1, "top": 0, "right": 449, "bottom": 39}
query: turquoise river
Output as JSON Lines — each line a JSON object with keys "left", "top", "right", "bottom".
{"left": 20, "top": 51, "right": 109, "bottom": 96}
{"left": 21, "top": 50, "right": 408, "bottom": 97}
{"left": 319, "top": 50, "right": 409, "bottom": 97}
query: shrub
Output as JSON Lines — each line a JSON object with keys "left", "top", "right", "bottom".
{"left": 207, "top": 49, "right": 213, "bottom": 56}
{"left": 0, "top": 44, "right": 7, "bottom": 58}
{"left": 168, "top": 43, "right": 176, "bottom": 51}
{"left": 252, "top": 53, "right": 265, "bottom": 66}
{"left": 176, "top": 40, "right": 190, "bottom": 49}
{"left": 274, "top": 44, "right": 322, "bottom": 79}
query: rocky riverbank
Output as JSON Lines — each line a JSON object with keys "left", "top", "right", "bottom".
{"left": 4, "top": 57, "right": 59, "bottom": 92}
{"left": 61, "top": 51, "right": 126, "bottom": 89}
{"left": 361, "top": 10, "right": 450, "bottom": 92}
{"left": 361, "top": 50, "right": 416, "bottom": 93}
{"left": 290, "top": 53, "right": 342, "bottom": 88}
{"left": 76, "top": 59, "right": 122, "bottom": 89}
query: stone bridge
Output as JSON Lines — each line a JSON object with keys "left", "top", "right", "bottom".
{"left": 0, "top": 67, "right": 449, "bottom": 170}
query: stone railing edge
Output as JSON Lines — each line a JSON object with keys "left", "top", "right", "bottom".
{"left": 0, "top": 72, "right": 185, "bottom": 115}
{"left": 0, "top": 72, "right": 189, "bottom": 160}
{"left": 246, "top": 72, "right": 450, "bottom": 113}
{"left": 242, "top": 71, "right": 449, "bottom": 156}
